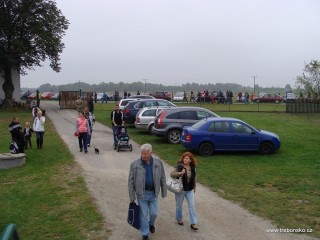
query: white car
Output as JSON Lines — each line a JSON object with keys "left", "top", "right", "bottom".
{"left": 118, "top": 98, "right": 137, "bottom": 110}
{"left": 173, "top": 92, "right": 184, "bottom": 102}
{"left": 135, "top": 106, "right": 173, "bottom": 133}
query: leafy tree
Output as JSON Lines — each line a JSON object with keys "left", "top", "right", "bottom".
{"left": 296, "top": 60, "right": 320, "bottom": 99}
{"left": 0, "top": 0, "right": 69, "bottom": 107}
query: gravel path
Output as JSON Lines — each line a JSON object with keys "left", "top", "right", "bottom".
{"left": 43, "top": 101, "right": 317, "bottom": 240}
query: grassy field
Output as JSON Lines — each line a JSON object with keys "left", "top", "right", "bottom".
{"left": 96, "top": 102, "right": 320, "bottom": 237}
{"left": 0, "top": 109, "right": 108, "bottom": 239}
{"left": 1, "top": 102, "right": 319, "bottom": 238}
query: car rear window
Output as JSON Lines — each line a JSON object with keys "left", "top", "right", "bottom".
{"left": 197, "top": 110, "right": 216, "bottom": 119}
{"left": 191, "top": 119, "right": 207, "bottom": 129}
{"left": 142, "top": 109, "right": 157, "bottom": 116}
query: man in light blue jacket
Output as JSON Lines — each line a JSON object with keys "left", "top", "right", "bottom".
{"left": 128, "top": 143, "right": 167, "bottom": 240}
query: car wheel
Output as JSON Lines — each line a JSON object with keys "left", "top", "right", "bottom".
{"left": 167, "top": 129, "right": 182, "bottom": 144}
{"left": 256, "top": 99, "right": 260, "bottom": 103}
{"left": 148, "top": 124, "right": 154, "bottom": 134}
{"left": 199, "top": 142, "right": 214, "bottom": 156}
{"left": 259, "top": 142, "right": 274, "bottom": 155}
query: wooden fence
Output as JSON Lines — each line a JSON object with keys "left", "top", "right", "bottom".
{"left": 286, "top": 100, "right": 320, "bottom": 113}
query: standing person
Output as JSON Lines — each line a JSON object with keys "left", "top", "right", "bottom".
{"left": 137, "top": 90, "right": 140, "bottom": 95}
{"left": 75, "top": 96, "right": 83, "bottom": 112}
{"left": 111, "top": 104, "right": 124, "bottom": 147}
{"left": 23, "top": 121, "right": 34, "bottom": 149}
{"left": 128, "top": 144, "right": 167, "bottom": 240}
{"left": 183, "top": 91, "right": 188, "bottom": 103}
{"left": 170, "top": 151, "right": 198, "bottom": 231}
{"left": 9, "top": 117, "right": 25, "bottom": 153}
{"left": 101, "top": 92, "right": 107, "bottom": 103}
{"left": 33, "top": 110, "right": 45, "bottom": 149}
{"left": 9, "top": 117, "right": 22, "bottom": 142}
{"left": 84, "top": 107, "right": 94, "bottom": 147}
{"left": 75, "top": 111, "right": 90, "bottom": 153}
{"left": 88, "top": 94, "right": 94, "bottom": 113}
{"left": 94, "top": 92, "right": 97, "bottom": 103}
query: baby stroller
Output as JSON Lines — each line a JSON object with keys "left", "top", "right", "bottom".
{"left": 113, "top": 127, "right": 132, "bottom": 152}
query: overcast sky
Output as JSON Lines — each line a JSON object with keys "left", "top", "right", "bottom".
{"left": 21, "top": 0, "right": 320, "bottom": 89}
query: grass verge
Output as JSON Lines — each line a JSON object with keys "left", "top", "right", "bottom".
{"left": 0, "top": 109, "right": 108, "bottom": 239}
{"left": 96, "top": 102, "right": 320, "bottom": 237}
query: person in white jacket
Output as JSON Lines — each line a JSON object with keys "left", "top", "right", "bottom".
{"left": 33, "top": 110, "right": 45, "bottom": 149}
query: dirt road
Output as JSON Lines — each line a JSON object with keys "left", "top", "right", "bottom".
{"left": 43, "top": 101, "right": 317, "bottom": 240}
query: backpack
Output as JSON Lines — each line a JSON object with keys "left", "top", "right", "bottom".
{"left": 9, "top": 141, "right": 19, "bottom": 154}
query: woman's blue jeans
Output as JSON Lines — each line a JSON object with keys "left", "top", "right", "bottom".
{"left": 175, "top": 190, "right": 197, "bottom": 224}
{"left": 137, "top": 190, "right": 159, "bottom": 237}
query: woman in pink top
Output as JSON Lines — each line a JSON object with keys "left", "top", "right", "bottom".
{"left": 75, "top": 112, "right": 90, "bottom": 153}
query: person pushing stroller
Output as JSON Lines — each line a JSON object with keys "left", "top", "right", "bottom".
{"left": 111, "top": 104, "right": 124, "bottom": 148}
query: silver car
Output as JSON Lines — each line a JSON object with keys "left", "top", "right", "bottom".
{"left": 135, "top": 106, "right": 173, "bottom": 133}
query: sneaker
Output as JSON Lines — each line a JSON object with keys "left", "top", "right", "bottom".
{"left": 80, "top": 149, "right": 83, "bottom": 152}
{"left": 142, "top": 236, "right": 149, "bottom": 240}
{"left": 149, "top": 225, "right": 155, "bottom": 233}
{"left": 84, "top": 150, "right": 88, "bottom": 154}
{"left": 87, "top": 144, "right": 90, "bottom": 147}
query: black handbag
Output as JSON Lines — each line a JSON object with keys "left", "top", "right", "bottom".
{"left": 127, "top": 202, "right": 140, "bottom": 230}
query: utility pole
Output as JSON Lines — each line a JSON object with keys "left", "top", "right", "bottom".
{"left": 253, "top": 76, "right": 257, "bottom": 94}
{"left": 143, "top": 79, "right": 147, "bottom": 94}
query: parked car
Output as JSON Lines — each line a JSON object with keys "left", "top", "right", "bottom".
{"left": 50, "top": 92, "right": 60, "bottom": 100}
{"left": 152, "top": 107, "right": 219, "bottom": 144}
{"left": 118, "top": 95, "right": 155, "bottom": 110}
{"left": 21, "top": 90, "right": 33, "bottom": 100}
{"left": 135, "top": 106, "right": 173, "bottom": 133}
{"left": 149, "top": 91, "right": 171, "bottom": 101}
{"left": 283, "top": 92, "right": 297, "bottom": 103}
{"left": 123, "top": 99, "right": 176, "bottom": 124}
{"left": 118, "top": 98, "right": 137, "bottom": 110}
{"left": 128, "top": 95, "right": 155, "bottom": 99}
{"left": 28, "top": 92, "right": 38, "bottom": 100}
{"left": 253, "top": 93, "right": 283, "bottom": 103}
{"left": 181, "top": 117, "right": 281, "bottom": 156}
{"left": 97, "top": 92, "right": 113, "bottom": 102}
{"left": 173, "top": 92, "right": 184, "bottom": 102}
{"left": 41, "top": 92, "right": 55, "bottom": 99}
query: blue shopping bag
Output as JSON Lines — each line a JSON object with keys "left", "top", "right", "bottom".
{"left": 127, "top": 202, "right": 140, "bottom": 230}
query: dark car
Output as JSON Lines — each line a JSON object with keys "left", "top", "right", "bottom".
{"left": 149, "top": 91, "right": 171, "bottom": 101}
{"left": 152, "top": 107, "right": 219, "bottom": 144}
{"left": 181, "top": 117, "right": 281, "bottom": 156}
{"left": 123, "top": 99, "right": 176, "bottom": 124}
{"left": 253, "top": 93, "right": 283, "bottom": 103}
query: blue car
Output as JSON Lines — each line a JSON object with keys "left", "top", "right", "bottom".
{"left": 181, "top": 117, "right": 281, "bottom": 156}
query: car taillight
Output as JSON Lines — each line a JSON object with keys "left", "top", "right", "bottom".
{"left": 136, "top": 117, "right": 140, "bottom": 123}
{"left": 185, "top": 133, "right": 192, "bottom": 142}
{"left": 124, "top": 109, "right": 129, "bottom": 114}
{"left": 157, "top": 112, "right": 166, "bottom": 127}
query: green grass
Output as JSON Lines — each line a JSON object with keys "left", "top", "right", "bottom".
{"left": 1, "top": 102, "right": 319, "bottom": 238}
{"left": 96, "top": 102, "right": 320, "bottom": 237}
{"left": 0, "top": 109, "right": 108, "bottom": 239}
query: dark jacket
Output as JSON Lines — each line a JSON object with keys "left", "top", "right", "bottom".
{"left": 9, "top": 122, "right": 22, "bottom": 142}
{"left": 172, "top": 163, "right": 196, "bottom": 192}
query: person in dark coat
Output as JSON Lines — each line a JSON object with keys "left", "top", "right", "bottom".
{"left": 88, "top": 95, "right": 94, "bottom": 113}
